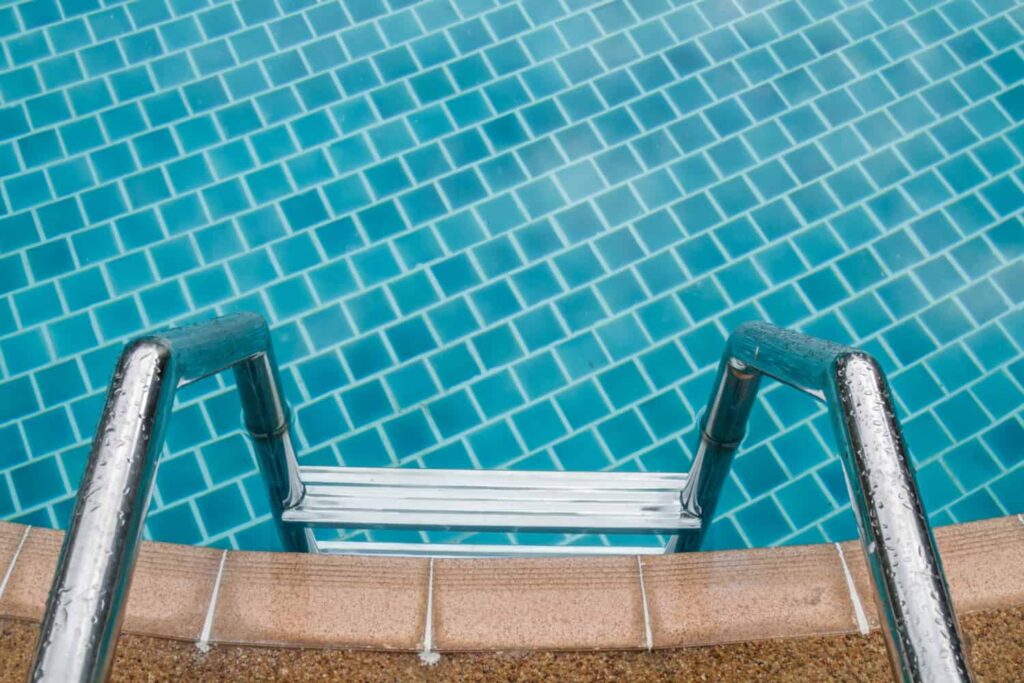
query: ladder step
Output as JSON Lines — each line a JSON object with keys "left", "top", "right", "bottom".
{"left": 314, "top": 540, "right": 669, "bottom": 557}
{"left": 283, "top": 466, "right": 697, "bottom": 534}
{"left": 297, "top": 466, "right": 690, "bottom": 489}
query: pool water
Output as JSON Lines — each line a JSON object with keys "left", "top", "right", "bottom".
{"left": 0, "top": 0, "right": 1022, "bottom": 553}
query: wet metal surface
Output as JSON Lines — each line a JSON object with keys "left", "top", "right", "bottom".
{"left": 688, "top": 321, "right": 970, "bottom": 681}
{"left": 30, "top": 313, "right": 303, "bottom": 682}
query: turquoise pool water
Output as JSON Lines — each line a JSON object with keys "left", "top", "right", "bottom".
{"left": 0, "top": 0, "right": 1022, "bottom": 552}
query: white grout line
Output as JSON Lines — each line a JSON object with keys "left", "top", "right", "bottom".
{"left": 418, "top": 557, "right": 440, "bottom": 665}
{"left": 0, "top": 526, "right": 31, "bottom": 600}
{"left": 637, "top": 555, "right": 653, "bottom": 652}
{"left": 196, "top": 550, "right": 228, "bottom": 654}
{"left": 835, "top": 542, "right": 870, "bottom": 637}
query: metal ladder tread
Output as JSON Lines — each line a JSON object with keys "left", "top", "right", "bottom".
{"left": 282, "top": 466, "right": 697, "bottom": 534}
{"left": 35, "top": 315, "right": 972, "bottom": 682}
{"left": 314, "top": 540, "right": 670, "bottom": 557}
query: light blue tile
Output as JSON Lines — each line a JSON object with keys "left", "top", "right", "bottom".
{"left": 1, "top": 0, "right": 1022, "bottom": 551}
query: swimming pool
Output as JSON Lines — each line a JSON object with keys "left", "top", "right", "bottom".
{"left": 0, "top": 0, "right": 1022, "bottom": 553}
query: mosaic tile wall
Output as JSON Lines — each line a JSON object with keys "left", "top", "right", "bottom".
{"left": 0, "top": 0, "right": 1022, "bottom": 552}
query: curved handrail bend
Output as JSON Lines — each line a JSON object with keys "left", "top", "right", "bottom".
{"left": 29, "top": 313, "right": 308, "bottom": 683}
{"left": 683, "top": 322, "right": 971, "bottom": 682}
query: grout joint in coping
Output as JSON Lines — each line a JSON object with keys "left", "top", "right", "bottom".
{"left": 0, "top": 517, "right": 1022, "bottom": 654}
{"left": 834, "top": 542, "right": 870, "bottom": 636}
{"left": 418, "top": 558, "right": 440, "bottom": 665}
{"left": 0, "top": 526, "right": 30, "bottom": 601}
{"left": 196, "top": 550, "right": 228, "bottom": 653}
{"left": 637, "top": 556, "right": 653, "bottom": 652}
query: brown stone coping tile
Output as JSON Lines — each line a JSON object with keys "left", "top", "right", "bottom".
{"left": 432, "top": 555, "right": 646, "bottom": 651}
{"left": 840, "top": 516, "right": 1024, "bottom": 632}
{"left": 937, "top": 515, "right": 1024, "bottom": 613}
{"left": 0, "top": 522, "right": 27, "bottom": 584}
{"left": 642, "top": 543, "right": 859, "bottom": 648}
{"left": 0, "top": 523, "right": 222, "bottom": 640}
{"left": 839, "top": 518, "right": 1024, "bottom": 630}
{"left": 210, "top": 551, "right": 428, "bottom": 650}
{"left": 835, "top": 541, "right": 883, "bottom": 632}
{"left": 0, "top": 527, "right": 61, "bottom": 621}
{"left": 123, "top": 542, "right": 224, "bottom": 640}
{"left": 0, "top": 515, "right": 1022, "bottom": 653}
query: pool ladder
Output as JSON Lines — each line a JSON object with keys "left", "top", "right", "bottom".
{"left": 29, "top": 313, "right": 972, "bottom": 682}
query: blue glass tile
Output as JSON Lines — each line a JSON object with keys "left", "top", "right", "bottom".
{"left": 555, "top": 380, "right": 610, "bottom": 430}
{"left": 387, "top": 361, "right": 437, "bottom": 409}
{"left": 598, "top": 313, "right": 643, "bottom": 360}
{"left": 11, "top": 456, "right": 65, "bottom": 509}
{"left": 736, "top": 496, "right": 793, "bottom": 546}
{"left": 23, "top": 405, "right": 74, "bottom": 456}
{"left": 384, "top": 411, "right": 435, "bottom": 458}
{"left": 984, "top": 418, "right": 1024, "bottom": 468}
{"left": 554, "top": 431, "right": 610, "bottom": 471}
{"left": 512, "top": 401, "right": 566, "bottom": 451}
{"left": 0, "top": 0, "right": 1020, "bottom": 550}
{"left": 950, "top": 489, "right": 1002, "bottom": 521}
{"left": 598, "top": 411, "right": 652, "bottom": 459}
{"left": 973, "top": 371, "right": 1023, "bottom": 418}
{"left": 466, "top": 422, "right": 520, "bottom": 468}
{"left": 778, "top": 475, "right": 835, "bottom": 528}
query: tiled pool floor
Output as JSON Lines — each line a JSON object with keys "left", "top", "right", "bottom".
{"left": 0, "top": 0, "right": 1022, "bottom": 552}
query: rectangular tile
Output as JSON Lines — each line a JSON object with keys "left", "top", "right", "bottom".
{"left": 0, "top": 527, "right": 61, "bottom": 621}
{"left": 842, "top": 516, "right": 1024, "bottom": 629}
{"left": 210, "top": 552, "right": 429, "bottom": 650}
{"left": 643, "top": 544, "right": 858, "bottom": 647}
{"left": 0, "top": 522, "right": 27, "bottom": 584}
{"left": 433, "top": 555, "right": 646, "bottom": 651}
{"left": 122, "top": 542, "right": 224, "bottom": 640}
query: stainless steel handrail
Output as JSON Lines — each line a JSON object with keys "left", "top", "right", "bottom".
{"left": 681, "top": 321, "right": 971, "bottom": 682}
{"left": 30, "top": 313, "right": 309, "bottom": 683}
{"left": 30, "top": 315, "right": 971, "bottom": 682}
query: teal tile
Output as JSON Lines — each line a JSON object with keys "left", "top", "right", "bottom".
{"left": 2, "top": 0, "right": 1023, "bottom": 552}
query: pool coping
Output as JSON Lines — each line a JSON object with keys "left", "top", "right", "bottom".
{"left": 0, "top": 515, "right": 1021, "bottom": 653}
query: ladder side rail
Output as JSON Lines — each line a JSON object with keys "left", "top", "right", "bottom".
{"left": 682, "top": 322, "right": 970, "bottom": 683}
{"left": 30, "top": 314, "right": 307, "bottom": 683}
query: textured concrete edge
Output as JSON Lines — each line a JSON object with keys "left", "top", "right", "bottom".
{"left": 0, "top": 516, "right": 1020, "bottom": 653}
{"left": 0, "top": 607, "right": 1015, "bottom": 683}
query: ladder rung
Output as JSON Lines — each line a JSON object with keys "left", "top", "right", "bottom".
{"left": 298, "top": 466, "right": 689, "bottom": 490}
{"left": 283, "top": 466, "right": 697, "bottom": 534}
{"left": 314, "top": 540, "right": 671, "bottom": 557}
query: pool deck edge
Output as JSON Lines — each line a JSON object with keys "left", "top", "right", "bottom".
{"left": 0, "top": 515, "right": 1021, "bottom": 653}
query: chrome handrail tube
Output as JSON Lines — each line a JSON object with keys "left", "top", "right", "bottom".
{"left": 681, "top": 322, "right": 971, "bottom": 682}
{"left": 30, "top": 313, "right": 308, "bottom": 683}
{"left": 29, "top": 315, "right": 971, "bottom": 682}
